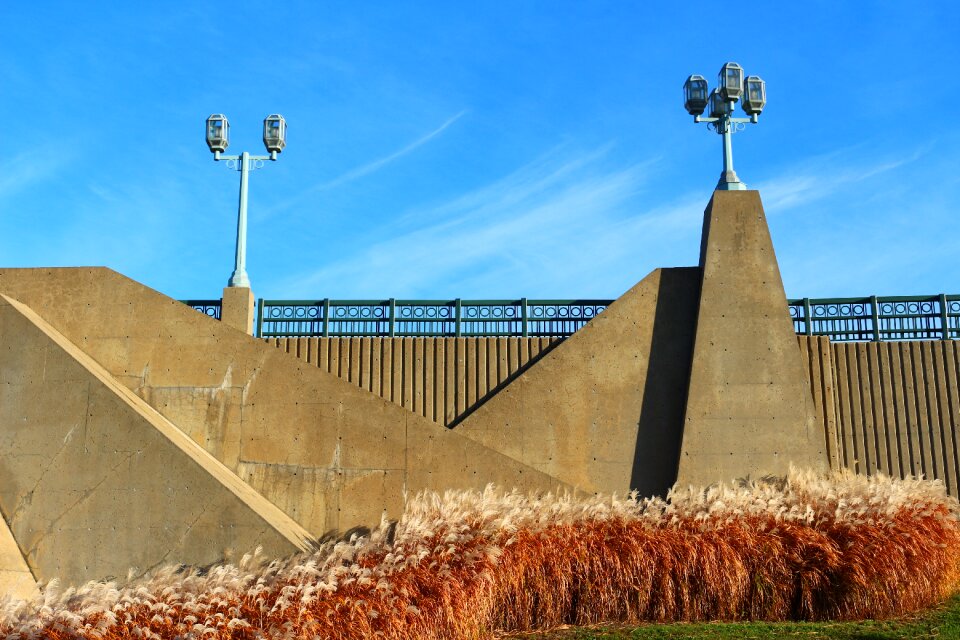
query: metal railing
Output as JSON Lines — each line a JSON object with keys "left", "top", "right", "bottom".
{"left": 181, "top": 294, "right": 960, "bottom": 342}
{"left": 256, "top": 299, "right": 612, "bottom": 338}
{"left": 788, "top": 295, "right": 960, "bottom": 342}
{"left": 182, "top": 299, "right": 222, "bottom": 320}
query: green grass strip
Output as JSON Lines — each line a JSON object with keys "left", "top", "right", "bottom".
{"left": 501, "top": 592, "right": 960, "bottom": 639}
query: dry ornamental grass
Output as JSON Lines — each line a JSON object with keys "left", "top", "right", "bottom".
{"left": 2, "top": 468, "right": 960, "bottom": 639}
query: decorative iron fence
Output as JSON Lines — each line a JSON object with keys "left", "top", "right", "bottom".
{"left": 181, "top": 294, "right": 960, "bottom": 342}
{"left": 787, "top": 295, "right": 960, "bottom": 342}
{"left": 181, "top": 299, "right": 222, "bottom": 320}
{"left": 255, "top": 299, "right": 612, "bottom": 338}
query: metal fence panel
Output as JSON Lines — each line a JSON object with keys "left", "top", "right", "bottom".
{"left": 184, "top": 294, "right": 960, "bottom": 342}
{"left": 788, "top": 295, "right": 960, "bottom": 342}
{"left": 256, "top": 299, "right": 612, "bottom": 338}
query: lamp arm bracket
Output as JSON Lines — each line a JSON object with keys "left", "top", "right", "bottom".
{"left": 219, "top": 154, "right": 274, "bottom": 172}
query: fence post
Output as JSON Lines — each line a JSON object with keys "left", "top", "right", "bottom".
{"left": 940, "top": 293, "right": 950, "bottom": 340}
{"left": 455, "top": 298, "right": 462, "bottom": 337}
{"left": 870, "top": 295, "right": 881, "bottom": 342}
{"left": 255, "top": 299, "right": 264, "bottom": 338}
{"left": 322, "top": 299, "right": 330, "bottom": 338}
{"left": 802, "top": 298, "right": 812, "bottom": 337}
{"left": 521, "top": 298, "right": 529, "bottom": 337}
{"left": 388, "top": 298, "right": 396, "bottom": 337}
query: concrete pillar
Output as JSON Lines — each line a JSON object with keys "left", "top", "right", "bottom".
{"left": 676, "top": 191, "right": 827, "bottom": 487}
{"left": 221, "top": 286, "right": 255, "bottom": 335}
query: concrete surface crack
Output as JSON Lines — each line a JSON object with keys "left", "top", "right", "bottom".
{"left": 11, "top": 386, "right": 92, "bottom": 522}
{"left": 23, "top": 449, "right": 138, "bottom": 556}
{"left": 148, "top": 508, "right": 206, "bottom": 571}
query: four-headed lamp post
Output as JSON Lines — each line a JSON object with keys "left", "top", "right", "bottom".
{"left": 205, "top": 113, "right": 287, "bottom": 289}
{"left": 683, "top": 62, "right": 766, "bottom": 190}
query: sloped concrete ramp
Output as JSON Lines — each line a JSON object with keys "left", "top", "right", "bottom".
{"left": 456, "top": 267, "right": 701, "bottom": 496}
{"left": 0, "top": 294, "right": 313, "bottom": 587}
{"left": 0, "top": 514, "right": 37, "bottom": 601}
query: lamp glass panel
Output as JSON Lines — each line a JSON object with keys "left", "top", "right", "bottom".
{"left": 725, "top": 69, "right": 740, "bottom": 88}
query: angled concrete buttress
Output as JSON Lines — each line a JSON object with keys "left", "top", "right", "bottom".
{"left": 0, "top": 294, "right": 314, "bottom": 587}
{"left": 0, "top": 269, "right": 570, "bottom": 547}
{"left": 676, "top": 191, "right": 827, "bottom": 486}
{"left": 456, "top": 267, "right": 701, "bottom": 496}
{"left": 0, "top": 514, "right": 38, "bottom": 601}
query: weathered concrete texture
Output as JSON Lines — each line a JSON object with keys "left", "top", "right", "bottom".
{"left": 0, "top": 293, "right": 315, "bottom": 587}
{"left": 221, "top": 286, "right": 255, "bottom": 334}
{"left": 677, "top": 191, "right": 827, "bottom": 487}
{"left": 0, "top": 514, "right": 38, "bottom": 601}
{"left": 455, "top": 268, "right": 701, "bottom": 496}
{"left": 0, "top": 269, "right": 569, "bottom": 542}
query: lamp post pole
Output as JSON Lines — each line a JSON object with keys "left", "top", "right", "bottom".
{"left": 216, "top": 150, "right": 275, "bottom": 288}
{"left": 234, "top": 151, "right": 251, "bottom": 288}
{"left": 698, "top": 105, "right": 754, "bottom": 190}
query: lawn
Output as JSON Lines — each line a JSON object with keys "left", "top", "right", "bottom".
{"left": 500, "top": 592, "right": 960, "bottom": 639}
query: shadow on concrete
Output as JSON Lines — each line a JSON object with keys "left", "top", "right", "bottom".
{"left": 446, "top": 338, "right": 565, "bottom": 429}
{"left": 630, "top": 267, "right": 701, "bottom": 498}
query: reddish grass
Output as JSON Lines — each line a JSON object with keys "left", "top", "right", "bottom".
{"left": 2, "top": 470, "right": 959, "bottom": 639}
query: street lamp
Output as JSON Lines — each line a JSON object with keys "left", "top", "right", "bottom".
{"left": 205, "top": 113, "right": 287, "bottom": 289}
{"left": 683, "top": 62, "right": 766, "bottom": 190}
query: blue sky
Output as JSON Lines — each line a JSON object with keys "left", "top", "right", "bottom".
{"left": 1, "top": 2, "right": 958, "bottom": 301}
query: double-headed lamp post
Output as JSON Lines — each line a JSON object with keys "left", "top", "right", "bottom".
{"left": 683, "top": 62, "right": 766, "bottom": 190}
{"left": 205, "top": 113, "right": 287, "bottom": 289}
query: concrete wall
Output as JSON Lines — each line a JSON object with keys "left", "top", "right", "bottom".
{"left": 454, "top": 268, "right": 700, "bottom": 496}
{"left": 0, "top": 268, "right": 569, "bottom": 550}
{"left": 677, "top": 191, "right": 826, "bottom": 486}
{"left": 269, "top": 270, "right": 698, "bottom": 496}
{"left": 798, "top": 335, "right": 842, "bottom": 471}
{"left": 267, "top": 332, "right": 960, "bottom": 497}
{"left": 266, "top": 336, "right": 563, "bottom": 426}
{"left": 4, "top": 261, "right": 957, "bottom": 590}
{"left": 0, "top": 294, "right": 312, "bottom": 587}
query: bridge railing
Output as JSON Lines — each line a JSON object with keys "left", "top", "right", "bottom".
{"left": 182, "top": 294, "right": 960, "bottom": 342}
{"left": 254, "top": 299, "right": 612, "bottom": 338}
{"left": 181, "top": 299, "right": 222, "bottom": 320}
{"left": 787, "top": 295, "right": 960, "bottom": 342}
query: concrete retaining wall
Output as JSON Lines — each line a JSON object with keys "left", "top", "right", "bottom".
{"left": 0, "top": 268, "right": 570, "bottom": 549}
{"left": 0, "top": 293, "right": 313, "bottom": 587}
{"left": 270, "top": 333, "right": 960, "bottom": 495}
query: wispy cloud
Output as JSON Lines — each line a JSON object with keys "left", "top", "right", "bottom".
{"left": 320, "top": 110, "right": 467, "bottom": 190}
{"left": 0, "top": 144, "right": 74, "bottom": 200}
{"left": 265, "top": 110, "right": 467, "bottom": 216}
{"left": 271, "top": 146, "right": 708, "bottom": 298}
{"left": 752, "top": 142, "right": 957, "bottom": 297}
{"left": 754, "top": 146, "right": 927, "bottom": 213}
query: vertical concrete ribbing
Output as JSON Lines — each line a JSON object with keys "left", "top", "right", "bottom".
{"left": 944, "top": 342, "right": 960, "bottom": 493}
